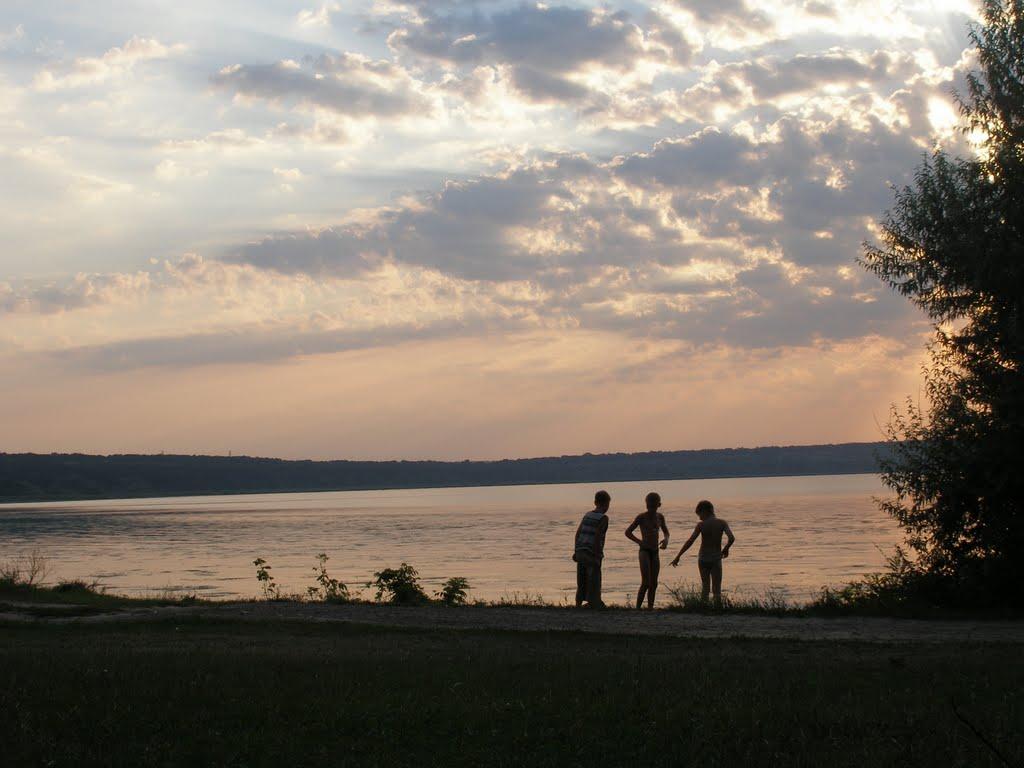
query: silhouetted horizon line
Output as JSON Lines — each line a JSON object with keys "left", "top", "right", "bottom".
{"left": 0, "top": 442, "right": 891, "bottom": 504}
{"left": 1, "top": 439, "right": 888, "bottom": 465}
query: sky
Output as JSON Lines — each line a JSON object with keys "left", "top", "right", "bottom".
{"left": 0, "top": 0, "right": 980, "bottom": 460}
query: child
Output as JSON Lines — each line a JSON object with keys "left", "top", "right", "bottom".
{"left": 573, "top": 490, "right": 611, "bottom": 608}
{"left": 670, "top": 500, "right": 735, "bottom": 608}
{"left": 625, "top": 492, "right": 670, "bottom": 609}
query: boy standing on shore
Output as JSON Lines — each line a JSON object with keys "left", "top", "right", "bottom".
{"left": 573, "top": 490, "right": 611, "bottom": 608}
{"left": 670, "top": 500, "right": 735, "bottom": 609}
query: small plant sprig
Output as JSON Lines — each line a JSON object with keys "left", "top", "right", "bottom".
{"left": 368, "top": 563, "right": 428, "bottom": 604}
{"left": 252, "top": 557, "right": 281, "bottom": 600}
{"left": 436, "top": 576, "right": 471, "bottom": 606}
{"left": 306, "top": 553, "right": 349, "bottom": 602}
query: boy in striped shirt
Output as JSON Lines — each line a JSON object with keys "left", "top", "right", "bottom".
{"left": 574, "top": 490, "right": 611, "bottom": 608}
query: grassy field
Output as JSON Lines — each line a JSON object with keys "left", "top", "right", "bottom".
{"left": 1, "top": 618, "right": 1022, "bottom": 768}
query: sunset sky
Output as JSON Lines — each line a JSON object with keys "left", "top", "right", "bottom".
{"left": 0, "top": 0, "right": 978, "bottom": 459}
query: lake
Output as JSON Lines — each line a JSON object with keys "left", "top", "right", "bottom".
{"left": 0, "top": 474, "right": 901, "bottom": 605}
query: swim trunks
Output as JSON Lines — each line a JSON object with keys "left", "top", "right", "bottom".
{"left": 640, "top": 547, "right": 660, "bottom": 565}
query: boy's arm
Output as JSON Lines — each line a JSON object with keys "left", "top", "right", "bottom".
{"left": 593, "top": 515, "right": 609, "bottom": 556}
{"left": 625, "top": 517, "right": 642, "bottom": 545}
{"left": 659, "top": 514, "right": 670, "bottom": 549}
{"left": 722, "top": 521, "right": 736, "bottom": 557}
{"left": 671, "top": 523, "right": 701, "bottom": 566}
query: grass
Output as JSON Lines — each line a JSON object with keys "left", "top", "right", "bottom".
{"left": 0, "top": 545, "right": 1015, "bottom": 620}
{"left": 0, "top": 579, "right": 204, "bottom": 610}
{"left": 0, "top": 618, "right": 1022, "bottom": 767}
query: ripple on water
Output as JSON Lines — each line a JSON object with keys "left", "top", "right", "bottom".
{"left": 0, "top": 474, "right": 899, "bottom": 603}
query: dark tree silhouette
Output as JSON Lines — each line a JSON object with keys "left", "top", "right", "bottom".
{"left": 862, "top": 0, "right": 1024, "bottom": 606}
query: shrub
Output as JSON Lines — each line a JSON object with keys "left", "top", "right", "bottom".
{"left": 435, "top": 577, "right": 470, "bottom": 606}
{"left": 306, "top": 553, "right": 350, "bottom": 602}
{"left": 0, "top": 549, "right": 50, "bottom": 587}
{"left": 54, "top": 579, "right": 101, "bottom": 594}
{"left": 252, "top": 558, "right": 281, "bottom": 600}
{"left": 369, "top": 563, "right": 427, "bottom": 604}
{"left": 811, "top": 548, "right": 953, "bottom": 615}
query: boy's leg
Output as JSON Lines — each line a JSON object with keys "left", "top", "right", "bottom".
{"left": 698, "top": 561, "right": 711, "bottom": 602}
{"left": 647, "top": 554, "right": 660, "bottom": 608}
{"left": 576, "top": 560, "right": 587, "bottom": 607}
{"left": 710, "top": 562, "right": 723, "bottom": 609}
{"left": 636, "top": 550, "right": 651, "bottom": 609}
{"left": 589, "top": 560, "right": 603, "bottom": 607}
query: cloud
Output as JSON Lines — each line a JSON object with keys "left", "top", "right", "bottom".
{"left": 389, "top": 3, "right": 685, "bottom": 104}
{"left": 154, "top": 158, "right": 208, "bottom": 181}
{"left": 209, "top": 53, "right": 433, "bottom": 119}
{"left": 160, "top": 128, "right": 264, "bottom": 152}
{"left": 33, "top": 36, "right": 186, "bottom": 91}
{"left": 0, "top": 272, "right": 152, "bottom": 314}
{"left": 216, "top": 105, "right": 930, "bottom": 355}
{"left": 665, "top": 0, "right": 772, "bottom": 32}
{"left": 297, "top": 2, "right": 340, "bottom": 27}
{"left": 46, "top": 316, "right": 499, "bottom": 371}
{"left": 0, "top": 23, "right": 25, "bottom": 49}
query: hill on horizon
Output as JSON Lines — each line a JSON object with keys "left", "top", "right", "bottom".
{"left": 0, "top": 442, "right": 890, "bottom": 503}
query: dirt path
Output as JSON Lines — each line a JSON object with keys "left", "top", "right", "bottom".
{"left": 3, "top": 600, "right": 1024, "bottom": 643}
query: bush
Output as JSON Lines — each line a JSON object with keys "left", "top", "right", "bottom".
{"left": 252, "top": 558, "right": 281, "bottom": 600}
{"left": 0, "top": 549, "right": 50, "bottom": 587}
{"left": 306, "top": 553, "right": 350, "bottom": 603}
{"left": 435, "top": 577, "right": 470, "bottom": 606}
{"left": 54, "top": 580, "right": 101, "bottom": 594}
{"left": 811, "top": 548, "right": 969, "bottom": 615}
{"left": 369, "top": 563, "right": 428, "bottom": 604}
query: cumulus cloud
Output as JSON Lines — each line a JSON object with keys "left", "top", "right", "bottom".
{"left": 389, "top": 3, "right": 687, "bottom": 104}
{"left": 297, "top": 2, "right": 340, "bottom": 27}
{"left": 0, "top": 272, "right": 152, "bottom": 314}
{"left": 209, "top": 53, "right": 434, "bottom": 119}
{"left": 215, "top": 103, "right": 930, "bottom": 356}
{"left": 33, "top": 36, "right": 185, "bottom": 91}
{"left": 6, "top": 0, "right": 972, "bottom": 376}
{"left": 665, "top": 0, "right": 772, "bottom": 33}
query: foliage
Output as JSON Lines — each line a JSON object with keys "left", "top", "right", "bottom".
{"left": 435, "top": 576, "right": 471, "bottom": 606}
{"left": 860, "top": 0, "right": 1024, "bottom": 609}
{"left": 0, "top": 549, "right": 50, "bottom": 587}
{"left": 368, "top": 563, "right": 428, "bottom": 604}
{"left": 812, "top": 548, "right": 946, "bottom": 615}
{"left": 252, "top": 558, "right": 281, "bottom": 600}
{"left": 664, "top": 583, "right": 796, "bottom": 615}
{"left": 306, "top": 553, "right": 350, "bottom": 602}
{"left": 494, "top": 591, "right": 549, "bottom": 607}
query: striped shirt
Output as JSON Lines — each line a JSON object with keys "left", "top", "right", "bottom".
{"left": 575, "top": 510, "right": 607, "bottom": 557}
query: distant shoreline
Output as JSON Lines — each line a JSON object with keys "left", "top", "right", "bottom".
{"left": 0, "top": 442, "right": 889, "bottom": 504}
{"left": 0, "top": 467, "right": 882, "bottom": 506}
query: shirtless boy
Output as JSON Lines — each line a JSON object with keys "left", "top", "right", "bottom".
{"left": 625, "top": 492, "right": 670, "bottom": 609}
{"left": 670, "top": 500, "right": 735, "bottom": 608}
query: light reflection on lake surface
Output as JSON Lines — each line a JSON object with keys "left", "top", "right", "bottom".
{"left": 0, "top": 474, "right": 901, "bottom": 605}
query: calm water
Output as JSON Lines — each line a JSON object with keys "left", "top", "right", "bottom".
{"left": 0, "top": 474, "right": 901, "bottom": 605}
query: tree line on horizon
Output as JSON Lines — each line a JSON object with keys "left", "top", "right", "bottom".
{"left": 0, "top": 442, "right": 889, "bottom": 502}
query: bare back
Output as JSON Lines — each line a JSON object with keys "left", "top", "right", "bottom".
{"left": 698, "top": 516, "right": 729, "bottom": 557}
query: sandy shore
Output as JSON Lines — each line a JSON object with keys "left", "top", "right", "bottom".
{"left": 3, "top": 600, "right": 1024, "bottom": 643}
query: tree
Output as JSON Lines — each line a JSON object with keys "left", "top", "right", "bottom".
{"left": 861, "top": 0, "right": 1024, "bottom": 607}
